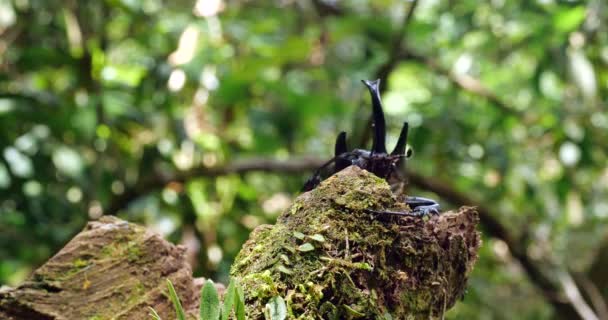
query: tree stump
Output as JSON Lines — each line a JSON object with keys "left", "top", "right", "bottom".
{"left": 0, "top": 216, "right": 198, "bottom": 320}
{"left": 231, "top": 166, "right": 481, "bottom": 319}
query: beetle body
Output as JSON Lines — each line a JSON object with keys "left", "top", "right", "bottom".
{"left": 303, "top": 79, "right": 440, "bottom": 217}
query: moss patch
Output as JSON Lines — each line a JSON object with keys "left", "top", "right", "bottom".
{"left": 231, "top": 166, "right": 480, "bottom": 319}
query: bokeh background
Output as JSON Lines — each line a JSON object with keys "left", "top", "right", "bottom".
{"left": 1, "top": 0, "right": 608, "bottom": 319}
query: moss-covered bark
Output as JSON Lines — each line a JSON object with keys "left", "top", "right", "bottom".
{"left": 231, "top": 166, "right": 480, "bottom": 319}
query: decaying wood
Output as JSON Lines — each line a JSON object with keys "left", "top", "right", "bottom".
{"left": 0, "top": 216, "right": 198, "bottom": 320}
{"left": 231, "top": 166, "right": 481, "bottom": 319}
{"left": 0, "top": 166, "right": 480, "bottom": 319}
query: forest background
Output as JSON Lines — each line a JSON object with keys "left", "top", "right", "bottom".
{"left": 1, "top": 0, "right": 608, "bottom": 319}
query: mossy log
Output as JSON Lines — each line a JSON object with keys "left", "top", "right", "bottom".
{"left": 231, "top": 166, "right": 481, "bottom": 319}
{"left": 0, "top": 216, "right": 200, "bottom": 320}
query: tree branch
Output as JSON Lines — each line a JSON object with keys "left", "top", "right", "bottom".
{"left": 379, "top": 0, "right": 418, "bottom": 86}
{"left": 0, "top": 91, "right": 59, "bottom": 108}
{"left": 105, "top": 157, "right": 327, "bottom": 215}
{"left": 558, "top": 271, "right": 600, "bottom": 320}
{"left": 574, "top": 272, "right": 608, "bottom": 320}
{"left": 407, "top": 171, "right": 596, "bottom": 320}
{"left": 107, "top": 154, "right": 594, "bottom": 318}
{"left": 310, "top": 0, "right": 342, "bottom": 17}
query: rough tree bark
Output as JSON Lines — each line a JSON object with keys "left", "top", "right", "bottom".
{"left": 0, "top": 216, "right": 200, "bottom": 320}
{"left": 0, "top": 166, "right": 480, "bottom": 319}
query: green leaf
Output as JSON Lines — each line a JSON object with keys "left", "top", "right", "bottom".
{"left": 276, "top": 265, "right": 293, "bottom": 275}
{"left": 221, "top": 280, "right": 236, "bottom": 320}
{"left": 308, "top": 234, "right": 325, "bottom": 242}
{"left": 553, "top": 6, "right": 586, "bottom": 33}
{"left": 343, "top": 304, "right": 365, "bottom": 317}
{"left": 235, "top": 279, "right": 246, "bottom": 320}
{"left": 166, "top": 279, "right": 187, "bottom": 320}
{"left": 148, "top": 306, "right": 162, "bottom": 320}
{"left": 100, "top": 64, "right": 147, "bottom": 87}
{"left": 265, "top": 296, "right": 287, "bottom": 320}
{"left": 200, "top": 280, "right": 221, "bottom": 320}
{"left": 293, "top": 231, "right": 305, "bottom": 240}
{"left": 353, "top": 262, "right": 373, "bottom": 271}
{"left": 297, "top": 243, "right": 315, "bottom": 252}
{"left": 279, "top": 254, "right": 290, "bottom": 265}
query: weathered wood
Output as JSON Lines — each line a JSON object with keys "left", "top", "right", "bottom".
{"left": 0, "top": 216, "right": 198, "bottom": 320}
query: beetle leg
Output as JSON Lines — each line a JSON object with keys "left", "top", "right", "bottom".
{"left": 301, "top": 156, "right": 339, "bottom": 192}
{"left": 388, "top": 162, "right": 406, "bottom": 194}
{"left": 301, "top": 175, "right": 322, "bottom": 192}
{"left": 364, "top": 197, "right": 440, "bottom": 217}
{"left": 404, "top": 196, "right": 441, "bottom": 216}
{"left": 365, "top": 208, "right": 428, "bottom": 217}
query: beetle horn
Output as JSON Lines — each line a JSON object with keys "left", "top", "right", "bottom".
{"left": 335, "top": 131, "right": 348, "bottom": 157}
{"left": 334, "top": 131, "right": 351, "bottom": 171}
{"left": 362, "top": 79, "right": 387, "bottom": 154}
{"left": 391, "top": 122, "right": 409, "bottom": 156}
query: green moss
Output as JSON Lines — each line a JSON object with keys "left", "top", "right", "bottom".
{"left": 100, "top": 239, "right": 143, "bottom": 263}
{"left": 126, "top": 242, "right": 143, "bottom": 262}
{"left": 73, "top": 258, "right": 89, "bottom": 268}
{"left": 231, "top": 166, "right": 479, "bottom": 319}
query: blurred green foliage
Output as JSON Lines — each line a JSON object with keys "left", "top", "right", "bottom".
{"left": 1, "top": 0, "right": 607, "bottom": 319}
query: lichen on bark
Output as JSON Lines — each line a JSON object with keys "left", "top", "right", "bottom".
{"left": 231, "top": 166, "right": 481, "bottom": 319}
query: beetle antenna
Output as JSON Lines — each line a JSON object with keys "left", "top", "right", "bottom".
{"left": 391, "top": 122, "right": 409, "bottom": 156}
{"left": 362, "top": 79, "right": 387, "bottom": 154}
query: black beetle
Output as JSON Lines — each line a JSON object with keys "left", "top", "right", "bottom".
{"left": 302, "top": 79, "right": 440, "bottom": 217}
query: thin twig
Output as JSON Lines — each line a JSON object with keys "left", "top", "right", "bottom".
{"left": 358, "top": 0, "right": 419, "bottom": 147}
{"left": 105, "top": 157, "right": 327, "bottom": 215}
{"left": 574, "top": 273, "right": 608, "bottom": 320}
{"left": 345, "top": 229, "right": 350, "bottom": 260}
{"left": 0, "top": 91, "right": 60, "bottom": 107}
{"left": 557, "top": 271, "right": 600, "bottom": 320}
{"left": 398, "top": 48, "right": 523, "bottom": 118}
